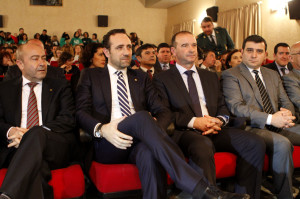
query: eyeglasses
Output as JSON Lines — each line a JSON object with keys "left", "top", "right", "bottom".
{"left": 291, "top": 52, "right": 300, "bottom": 55}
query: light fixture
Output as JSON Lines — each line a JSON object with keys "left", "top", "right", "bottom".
{"left": 270, "top": 0, "right": 293, "bottom": 13}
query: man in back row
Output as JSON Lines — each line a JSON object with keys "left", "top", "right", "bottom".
{"left": 222, "top": 35, "right": 300, "bottom": 199}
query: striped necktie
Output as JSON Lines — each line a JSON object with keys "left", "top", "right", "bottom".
{"left": 116, "top": 71, "right": 131, "bottom": 116}
{"left": 27, "top": 82, "right": 39, "bottom": 129}
{"left": 253, "top": 70, "right": 280, "bottom": 132}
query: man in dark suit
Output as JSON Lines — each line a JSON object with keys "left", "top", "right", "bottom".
{"left": 264, "top": 43, "right": 293, "bottom": 77}
{"left": 222, "top": 35, "right": 300, "bottom": 199}
{"left": 135, "top": 43, "right": 157, "bottom": 79}
{"left": 196, "top": 16, "right": 234, "bottom": 56}
{"left": 76, "top": 29, "right": 249, "bottom": 199}
{"left": 153, "top": 31, "right": 265, "bottom": 199}
{"left": 154, "top": 43, "right": 175, "bottom": 73}
{"left": 3, "top": 39, "right": 65, "bottom": 82}
{"left": 0, "top": 43, "right": 76, "bottom": 199}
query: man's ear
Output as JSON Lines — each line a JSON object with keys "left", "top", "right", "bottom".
{"left": 171, "top": 47, "right": 176, "bottom": 57}
{"left": 103, "top": 48, "right": 110, "bottom": 58}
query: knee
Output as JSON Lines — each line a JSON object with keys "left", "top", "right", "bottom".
{"left": 274, "top": 137, "right": 293, "bottom": 155}
{"left": 245, "top": 134, "right": 266, "bottom": 155}
{"left": 188, "top": 138, "right": 215, "bottom": 159}
{"left": 21, "top": 126, "right": 46, "bottom": 145}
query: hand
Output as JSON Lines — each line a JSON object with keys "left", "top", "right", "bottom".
{"left": 60, "top": 64, "right": 67, "bottom": 69}
{"left": 280, "top": 108, "right": 293, "bottom": 116}
{"left": 101, "top": 117, "right": 133, "bottom": 150}
{"left": 214, "top": 60, "right": 222, "bottom": 72}
{"left": 271, "top": 110, "right": 295, "bottom": 128}
{"left": 193, "top": 115, "right": 222, "bottom": 135}
{"left": 131, "top": 65, "right": 139, "bottom": 70}
{"left": 7, "top": 127, "right": 28, "bottom": 148}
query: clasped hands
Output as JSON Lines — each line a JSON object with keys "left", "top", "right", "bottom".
{"left": 193, "top": 115, "right": 223, "bottom": 135}
{"left": 7, "top": 127, "right": 28, "bottom": 148}
{"left": 271, "top": 108, "right": 295, "bottom": 129}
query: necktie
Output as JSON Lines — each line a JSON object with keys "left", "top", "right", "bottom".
{"left": 147, "top": 69, "right": 153, "bottom": 79}
{"left": 184, "top": 70, "right": 202, "bottom": 117}
{"left": 163, "top": 64, "right": 168, "bottom": 71}
{"left": 209, "top": 35, "right": 216, "bottom": 46}
{"left": 253, "top": 70, "right": 279, "bottom": 132}
{"left": 280, "top": 67, "right": 286, "bottom": 76}
{"left": 116, "top": 71, "right": 131, "bottom": 116}
{"left": 27, "top": 82, "right": 39, "bottom": 129}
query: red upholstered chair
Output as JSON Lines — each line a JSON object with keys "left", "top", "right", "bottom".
{"left": 0, "top": 164, "right": 85, "bottom": 199}
{"left": 89, "top": 152, "right": 237, "bottom": 198}
{"left": 50, "top": 61, "right": 59, "bottom": 67}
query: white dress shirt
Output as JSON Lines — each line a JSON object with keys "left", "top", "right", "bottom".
{"left": 140, "top": 66, "right": 155, "bottom": 76}
{"left": 208, "top": 30, "right": 217, "bottom": 45}
{"left": 246, "top": 66, "right": 272, "bottom": 125}
{"left": 275, "top": 61, "right": 289, "bottom": 76}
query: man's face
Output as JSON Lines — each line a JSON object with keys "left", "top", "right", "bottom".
{"left": 137, "top": 47, "right": 156, "bottom": 67}
{"left": 203, "top": 51, "right": 216, "bottom": 67}
{"left": 201, "top": 21, "right": 214, "bottom": 36}
{"left": 42, "top": 31, "right": 47, "bottom": 35}
{"left": 157, "top": 47, "right": 171, "bottom": 64}
{"left": 104, "top": 33, "right": 132, "bottom": 70}
{"left": 274, "top": 46, "right": 290, "bottom": 67}
{"left": 172, "top": 33, "right": 197, "bottom": 68}
{"left": 290, "top": 44, "right": 300, "bottom": 70}
{"left": 16, "top": 44, "right": 47, "bottom": 82}
{"left": 220, "top": 53, "right": 228, "bottom": 66}
{"left": 242, "top": 41, "right": 266, "bottom": 69}
{"left": 20, "top": 29, "right": 24, "bottom": 34}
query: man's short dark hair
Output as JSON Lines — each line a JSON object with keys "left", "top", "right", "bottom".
{"left": 135, "top": 43, "right": 155, "bottom": 57}
{"left": 43, "top": 29, "right": 47, "bottom": 32}
{"left": 171, "top": 31, "right": 193, "bottom": 48}
{"left": 274, "top": 43, "right": 290, "bottom": 54}
{"left": 201, "top": 16, "right": 213, "bottom": 24}
{"left": 19, "top": 28, "right": 24, "bottom": 31}
{"left": 242, "top": 35, "right": 267, "bottom": 51}
{"left": 157, "top": 43, "right": 170, "bottom": 53}
{"left": 103, "top": 29, "right": 127, "bottom": 50}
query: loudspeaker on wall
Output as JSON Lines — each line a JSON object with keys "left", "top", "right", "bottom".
{"left": 206, "top": 6, "right": 218, "bottom": 22}
{"left": 98, "top": 15, "right": 108, "bottom": 27}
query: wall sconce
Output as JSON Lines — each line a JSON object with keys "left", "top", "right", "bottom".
{"left": 270, "top": 0, "right": 293, "bottom": 14}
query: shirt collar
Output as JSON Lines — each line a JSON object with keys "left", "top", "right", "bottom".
{"left": 245, "top": 65, "right": 262, "bottom": 74}
{"left": 176, "top": 63, "right": 197, "bottom": 75}
{"left": 22, "top": 76, "right": 42, "bottom": 87}
{"left": 107, "top": 64, "right": 127, "bottom": 75}
{"left": 275, "top": 61, "right": 287, "bottom": 69}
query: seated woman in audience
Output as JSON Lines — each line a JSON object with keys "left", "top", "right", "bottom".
{"left": 0, "top": 51, "right": 14, "bottom": 75}
{"left": 73, "top": 45, "right": 82, "bottom": 62}
{"left": 18, "top": 33, "right": 28, "bottom": 45}
{"left": 60, "top": 32, "right": 70, "bottom": 47}
{"left": 58, "top": 52, "right": 80, "bottom": 74}
{"left": 80, "top": 43, "right": 106, "bottom": 68}
{"left": 62, "top": 44, "right": 74, "bottom": 57}
{"left": 5, "top": 32, "right": 15, "bottom": 46}
{"left": 225, "top": 49, "right": 242, "bottom": 69}
{"left": 91, "top": 33, "right": 99, "bottom": 43}
{"left": 82, "top": 32, "right": 92, "bottom": 46}
{"left": 34, "top": 33, "right": 40, "bottom": 40}
{"left": 51, "top": 35, "right": 60, "bottom": 46}
{"left": 50, "top": 46, "right": 62, "bottom": 66}
{"left": 70, "top": 31, "right": 83, "bottom": 46}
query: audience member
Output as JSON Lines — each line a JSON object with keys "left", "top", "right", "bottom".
{"left": 61, "top": 44, "right": 74, "bottom": 56}
{"left": 200, "top": 50, "right": 222, "bottom": 78}
{"left": 5, "top": 32, "right": 15, "bottom": 45}
{"left": 34, "top": 33, "right": 40, "bottom": 40}
{"left": 153, "top": 31, "right": 265, "bottom": 199}
{"left": 39, "top": 29, "right": 50, "bottom": 45}
{"left": 219, "top": 49, "right": 231, "bottom": 70}
{"left": 154, "top": 43, "right": 175, "bottom": 72}
{"left": 70, "top": 31, "right": 83, "bottom": 46}
{"left": 0, "top": 31, "right": 5, "bottom": 45}
{"left": 51, "top": 35, "right": 60, "bottom": 46}
{"left": 18, "top": 33, "right": 28, "bottom": 45}
{"left": 82, "top": 32, "right": 92, "bottom": 46}
{"left": 135, "top": 43, "right": 157, "bottom": 79}
{"left": 60, "top": 32, "right": 70, "bottom": 47}
{"left": 91, "top": 33, "right": 99, "bottom": 43}
{"left": 225, "top": 49, "right": 242, "bottom": 69}
{"left": 264, "top": 43, "right": 292, "bottom": 77}
{"left": 73, "top": 45, "right": 82, "bottom": 62}
{"left": 16, "top": 28, "right": 24, "bottom": 42}
{"left": 80, "top": 43, "right": 106, "bottom": 68}
{"left": 76, "top": 28, "right": 249, "bottom": 199}
{"left": 222, "top": 35, "right": 300, "bottom": 199}
{"left": 58, "top": 51, "right": 80, "bottom": 75}
{"left": 0, "top": 42, "right": 77, "bottom": 199}
{"left": 197, "top": 16, "right": 234, "bottom": 56}
{"left": 49, "top": 46, "right": 62, "bottom": 65}
{"left": 0, "top": 52, "right": 14, "bottom": 75}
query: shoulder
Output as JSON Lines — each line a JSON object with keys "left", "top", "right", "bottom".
{"left": 263, "top": 62, "right": 276, "bottom": 69}
{"left": 196, "top": 33, "right": 206, "bottom": 40}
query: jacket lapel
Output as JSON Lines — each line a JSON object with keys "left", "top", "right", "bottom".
{"left": 41, "top": 78, "right": 54, "bottom": 122}
{"left": 197, "top": 68, "right": 212, "bottom": 115}
{"left": 13, "top": 78, "right": 22, "bottom": 126}
{"left": 239, "top": 63, "right": 264, "bottom": 109}
{"left": 127, "top": 69, "right": 139, "bottom": 111}
{"left": 100, "top": 67, "right": 112, "bottom": 114}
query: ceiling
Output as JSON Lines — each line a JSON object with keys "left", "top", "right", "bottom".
{"left": 140, "top": 0, "right": 188, "bottom": 8}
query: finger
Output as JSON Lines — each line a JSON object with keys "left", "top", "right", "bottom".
{"left": 113, "top": 137, "right": 132, "bottom": 148}
{"left": 8, "top": 141, "right": 19, "bottom": 148}
{"left": 202, "top": 129, "right": 214, "bottom": 135}
{"left": 113, "top": 116, "right": 127, "bottom": 124}
{"left": 211, "top": 125, "right": 221, "bottom": 131}
{"left": 117, "top": 131, "right": 133, "bottom": 141}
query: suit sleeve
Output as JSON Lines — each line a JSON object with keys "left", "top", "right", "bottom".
{"left": 76, "top": 69, "right": 102, "bottom": 135}
{"left": 278, "top": 75, "right": 295, "bottom": 115}
{"left": 221, "top": 70, "right": 268, "bottom": 129}
{"left": 283, "top": 74, "right": 300, "bottom": 110}
{"left": 223, "top": 28, "right": 234, "bottom": 50}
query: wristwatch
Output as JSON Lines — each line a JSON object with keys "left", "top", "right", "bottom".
{"left": 94, "top": 123, "right": 104, "bottom": 138}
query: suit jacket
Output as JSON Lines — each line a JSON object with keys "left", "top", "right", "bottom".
{"left": 264, "top": 61, "right": 293, "bottom": 77}
{"left": 0, "top": 77, "right": 76, "bottom": 167}
{"left": 76, "top": 66, "right": 172, "bottom": 136}
{"left": 3, "top": 65, "right": 65, "bottom": 81}
{"left": 283, "top": 69, "right": 300, "bottom": 114}
{"left": 221, "top": 63, "right": 294, "bottom": 129}
{"left": 196, "top": 27, "right": 234, "bottom": 56}
{"left": 153, "top": 66, "right": 229, "bottom": 132}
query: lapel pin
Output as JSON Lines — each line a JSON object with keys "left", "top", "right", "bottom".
{"left": 134, "top": 78, "right": 138, "bottom": 82}
{"left": 50, "top": 89, "right": 53, "bottom": 92}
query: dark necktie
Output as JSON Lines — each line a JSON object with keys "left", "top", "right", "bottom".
{"left": 27, "top": 82, "right": 39, "bottom": 129}
{"left": 280, "top": 67, "right": 286, "bottom": 76}
{"left": 209, "top": 35, "right": 216, "bottom": 46}
{"left": 116, "top": 71, "right": 131, "bottom": 116}
{"left": 147, "top": 69, "right": 153, "bottom": 79}
{"left": 184, "top": 70, "right": 202, "bottom": 117}
{"left": 253, "top": 70, "right": 279, "bottom": 132}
